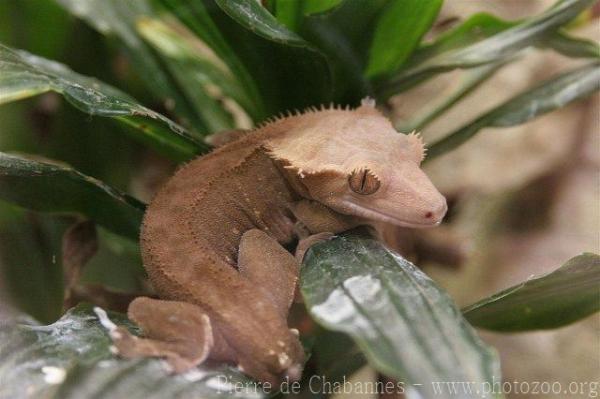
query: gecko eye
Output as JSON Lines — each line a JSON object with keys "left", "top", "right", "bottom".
{"left": 348, "top": 168, "right": 380, "bottom": 195}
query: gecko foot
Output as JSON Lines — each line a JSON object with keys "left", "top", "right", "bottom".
{"left": 110, "top": 297, "right": 215, "bottom": 373}
{"left": 295, "top": 232, "right": 335, "bottom": 262}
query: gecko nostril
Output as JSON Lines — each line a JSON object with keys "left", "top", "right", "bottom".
{"left": 424, "top": 211, "right": 433, "bottom": 219}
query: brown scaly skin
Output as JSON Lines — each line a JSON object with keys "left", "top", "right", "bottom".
{"left": 111, "top": 99, "right": 447, "bottom": 385}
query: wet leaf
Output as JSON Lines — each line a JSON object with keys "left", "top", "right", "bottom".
{"left": 0, "top": 152, "right": 144, "bottom": 239}
{"left": 464, "top": 253, "right": 600, "bottom": 332}
{"left": 426, "top": 62, "right": 600, "bottom": 159}
{"left": 301, "top": 235, "right": 503, "bottom": 398}
{"left": 214, "top": 0, "right": 303, "bottom": 45}
{"left": 0, "top": 304, "right": 265, "bottom": 399}
{"left": 0, "top": 43, "right": 205, "bottom": 161}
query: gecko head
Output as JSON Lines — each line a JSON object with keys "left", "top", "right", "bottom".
{"left": 268, "top": 99, "right": 447, "bottom": 228}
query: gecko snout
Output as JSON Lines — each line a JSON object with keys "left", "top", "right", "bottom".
{"left": 423, "top": 198, "right": 448, "bottom": 225}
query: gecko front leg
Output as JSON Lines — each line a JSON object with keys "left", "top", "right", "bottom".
{"left": 291, "top": 200, "right": 359, "bottom": 261}
{"left": 238, "top": 229, "right": 299, "bottom": 315}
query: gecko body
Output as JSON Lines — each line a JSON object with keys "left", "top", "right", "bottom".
{"left": 112, "top": 100, "right": 447, "bottom": 384}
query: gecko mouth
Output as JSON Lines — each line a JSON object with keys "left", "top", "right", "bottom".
{"left": 339, "top": 201, "right": 442, "bottom": 228}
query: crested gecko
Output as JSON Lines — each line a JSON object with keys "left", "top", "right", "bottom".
{"left": 111, "top": 99, "right": 447, "bottom": 385}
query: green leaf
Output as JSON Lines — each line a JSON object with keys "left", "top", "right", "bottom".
{"left": 397, "top": 62, "right": 505, "bottom": 132}
{"left": 271, "top": 0, "right": 304, "bottom": 32}
{"left": 546, "top": 30, "right": 600, "bottom": 58}
{"left": 0, "top": 0, "right": 71, "bottom": 60}
{"left": 312, "top": 330, "right": 366, "bottom": 388}
{"left": 0, "top": 42, "right": 205, "bottom": 161}
{"left": 426, "top": 62, "right": 600, "bottom": 159}
{"left": 157, "top": 0, "right": 267, "bottom": 121}
{"left": 54, "top": 0, "right": 213, "bottom": 132}
{"left": 381, "top": 0, "right": 597, "bottom": 97}
{"left": 302, "top": 0, "right": 345, "bottom": 16}
{"left": 0, "top": 208, "right": 67, "bottom": 323}
{"left": 213, "top": 0, "right": 333, "bottom": 113}
{"left": 300, "top": 0, "right": 387, "bottom": 102}
{"left": 0, "top": 152, "right": 144, "bottom": 240}
{"left": 301, "top": 235, "right": 502, "bottom": 398}
{"left": 269, "top": 0, "right": 345, "bottom": 31}
{"left": 57, "top": 0, "right": 245, "bottom": 133}
{"left": 365, "top": 0, "right": 442, "bottom": 78}
{"left": 0, "top": 304, "right": 264, "bottom": 399}
{"left": 463, "top": 253, "right": 600, "bottom": 332}
{"left": 411, "top": 13, "right": 599, "bottom": 64}
{"left": 411, "top": 13, "right": 516, "bottom": 64}
{"left": 159, "top": 0, "right": 333, "bottom": 113}
{"left": 214, "top": 0, "right": 304, "bottom": 45}
{"left": 136, "top": 16, "right": 252, "bottom": 131}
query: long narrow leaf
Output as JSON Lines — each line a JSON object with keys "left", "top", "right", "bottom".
{"left": 397, "top": 62, "right": 505, "bottom": 132}
{"left": 215, "top": 0, "right": 307, "bottom": 46}
{"left": 0, "top": 43, "right": 206, "bottom": 161}
{"left": 271, "top": 0, "right": 303, "bottom": 32}
{"left": 265, "top": 0, "right": 345, "bottom": 18}
{"left": 54, "top": 0, "right": 211, "bottom": 132}
{"left": 365, "top": 0, "right": 442, "bottom": 78}
{"left": 411, "top": 13, "right": 515, "bottom": 63}
{"left": 57, "top": 0, "right": 247, "bottom": 133}
{"left": 463, "top": 253, "right": 600, "bottom": 332}
{"left": 301, "top": 15, "right": 370, "bottom": 103}
{"left": 301, "top": 0, "right": 387, "bottom": 102}
{"left": 135, "top": 17, "right": 247, "bottom": 131}
{"left": 303, "top": 0, "right": 345, "bottom": 16}
{"left": 411, "top": 13, "right": 599, "bottom": 64}
{"left": 301, "top": 235, "right": 503, "bottom": 399}
{"left": 426, "top": 62, "right": 600, "bottom": 159}
{"left": 0, "top": 152, "right": 144, "bottom": 240}
{"left": 546, "top": 30, "right": 600, "bottom": 58}
{"left": 214, "top": 0, "right": 333, "bottom": 112}
{"left": 381, "top": 0, "right": 596, "bottom": 97}
{"left": 158, "top": 0, "right": 266, "bottom": 121}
